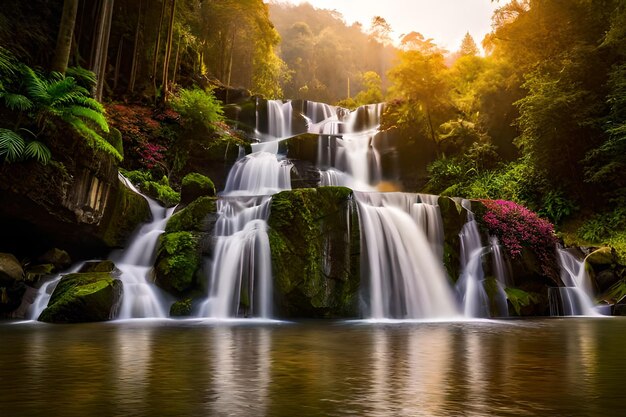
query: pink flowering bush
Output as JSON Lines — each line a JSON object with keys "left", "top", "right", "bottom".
{"left": 481, "top": 199, "right": 557, "bottom": 277}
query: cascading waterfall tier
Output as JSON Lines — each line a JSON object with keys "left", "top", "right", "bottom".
{"left": 30, "top": 176, "right": 172, "bottom": 320}
{"left": 109, "top": 195, "right": 174, "bottom": 319}
{"left": 317, "top": 103, "right": 383, "bottom": 190}
{"left": 354, "top": 191, "right": 459, "bottom": 319}
{"left": 550, "top": 248, "right": 599, "bottom": 316}
{"left": 199, "top": 117, "right": 293, "bottom": 318}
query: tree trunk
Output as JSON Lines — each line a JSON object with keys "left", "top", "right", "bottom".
{"left": 225, "top": 30, "right": 236, "bottom": 103}
{"left": 172, "top": 31, "right": 182, "bottom": 85}
{"left": 152, "top": 0, "right": 168, "bottom": 100}
{"left": 129, "top": 0, "right": 143, "bottom": 93}
{"left": 94, "top": 0, "right": 114, "bottom": 101}
{"left": 113, "top": 37, "right": 123, "bottom": 90}
{"left": 51, "top": 0, "right": 79, "bottom": 74}
{"left": 161, "top": 0, "right": 176, "bottom": 103}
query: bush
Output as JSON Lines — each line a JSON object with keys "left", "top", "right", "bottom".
{"left": 480, "top": 199, "right": 557, "bottom": 276}
{"left": 170, "top": 87, "right": 224, "bottom": 132}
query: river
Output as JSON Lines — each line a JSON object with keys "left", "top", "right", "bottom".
{"left": 1, "top": 318, "right": 625, "bottom": 416}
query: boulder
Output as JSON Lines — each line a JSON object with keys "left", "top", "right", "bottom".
{"left": 166, "top": 196, "right": 218, "bottom": 234}
{"left": 37, "top": 248, "right": 71, "bottom": 271}
{"left": 268, "top": 187, "right": 360, "bottom": 318}
{"left": 0, "top": 253, "right": 23, "bottom": 282}
{"left": 78, "top": 260, "right": 117, "bottom": 274}
{"left": 586, "top": 247, "right": 615, "bottom": 266}
{"left": 180, "top": 173, "right": 216, "bottom": 206}
{"left": 170, "top": 298, "right": 193, "bottom": 317}
{"left": 38, "top": 272, "right": 123, "bottom": 323}
{"left": 154, "top": 232, "right": 202, "bottom": 295}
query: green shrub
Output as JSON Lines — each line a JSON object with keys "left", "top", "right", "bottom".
{"left": 170, "top": 87, "right": 224, "bottom": 132}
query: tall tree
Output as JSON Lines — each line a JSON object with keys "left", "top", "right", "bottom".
{"left": 459, "top": 32, "right": 479, "bottom": 57}
{"left": 161, "top": 0, "right": 176, "bottom": 102}
{"left": 92, "top": 0, "right": 115, "bottom": 101}
{"left": 51, "top": 0, "right": 79, "bottom": 74}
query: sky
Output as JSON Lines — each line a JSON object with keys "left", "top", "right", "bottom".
{"left": 270, "top": 0, "right": 500, "bottom": 53}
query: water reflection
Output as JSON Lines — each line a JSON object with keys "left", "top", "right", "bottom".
{"left": 1, "top": 319, "right": 625, "bottom": 416}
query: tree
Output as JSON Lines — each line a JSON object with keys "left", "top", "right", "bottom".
{"left": 369, "top": 16, "right": 392, "bottom": 45}
{"left": 459, "top": 32, "right": 479, "bottom": 57}
{"left": 51, "top": 0, "right": 79, "bottom": 74}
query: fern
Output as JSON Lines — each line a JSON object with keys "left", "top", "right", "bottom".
{"left": 66, "top": 66, "right": 97, "bottom": 90}
{"left": 70, "top": 118, "right": 122, "bottom": 161}
{"left": 0, "top": 128, "right": 25, "bottom": 161}
{"left": 66, "top": 105, "right": 109, "bottom": 132}
{"left": 23, "top": 140, "right": 51, "bottom": 164}
{"left": 0, "top": 47, "right": 16, "bottom": 76}
{"left": 0, "top": 92, "right": 32, "bottom": 111}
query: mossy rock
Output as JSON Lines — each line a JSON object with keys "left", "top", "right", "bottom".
{"left": 268, "top": 186, "right": 360, "bottom": 318}
{"left": 170, "top": 298, "right": 193, "bottom": 317}
{"left": 37, "top": 248, "right": 71, "bottom": 271}
{"left": 181, "top": 173, "right": 216, "bottom": 205}
{"left": 100, "top": 181, "right": 151, "bottom": 248}
{"left": 141, "top": 179, "right": 181, "bottom": 207}
{"left": 505, "top": 287, "right": 542, "bottom": 316}
{"left": 438, "top": 197, "right": 469, "bottom": 282}
{"left": 166, "top": 196, "right": 218, "bottom": 233}
{"left": 78, "top": 260, "right": 117, "bottom": 274}
{"left": 38, "top": 272, "right": 123, "bottom": 323}
{"left": 587, "top": 247, "right": 616, "bottom": 266}
{"left": 154, "top": 232, "right": 201, "bottom": 294}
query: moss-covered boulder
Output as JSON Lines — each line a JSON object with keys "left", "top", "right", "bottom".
{"left": 154, "top": 232, "right": 202, "bottom": 295}
{"left": 438, "top": 197, "right": 470, "bottom": 282}
{"left": 170, "top": 298, "right": 193, "bottom": 317}
{"left": 0, "top": 253, "right": 23, "bottom": 282}
{"left": 100, "top": 180, "right": 151, "bottom": 248}
{"left": 0, "top": 253, "right": 26, "bottom": 314}
{"left": 268, "top": 187, "right": 360, "bottom": 318}
{"left": 38, "top": 272, "right": 123, "bottom": 323}
{"left": 181, "top": 173, "right": 216, "bottom": 205}
{"left": 166, "top": 197, "right": 218, "bottom": 234}
{"left": 587, "top": 247, "right": 616, "bottom": 266}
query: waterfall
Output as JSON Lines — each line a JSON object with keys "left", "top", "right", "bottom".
{"left": 28, "top": 261, "right": 88, "bottom": 320}
{"left": 456, "top": 202, "right": 490, "bottom": 318}
{"left": 488, "top": 236, "right": 510, "bottom": 317}
{"left": 29, "top": 177, "right": 171, "bottom": 320}
{"left": 198, "top": 112, "right": 293, "bottom": 319}
{"left": 355, "top": 192, "right": 459, "bottom": 319}
{"left": 549, "top": 248, "right": 598, "bottom": 316}
{"left": 317, "top": 103, "right": 383, "bottom": 190}
{"left": 266, "top": 100, "right": 293, "bottom": 139}
{"left": 109, "top": 195, "right": 174, "bottom": 319}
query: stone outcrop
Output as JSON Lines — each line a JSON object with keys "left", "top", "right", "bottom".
{"left": 267, "top": 187, "right": 360, "bottom": 318}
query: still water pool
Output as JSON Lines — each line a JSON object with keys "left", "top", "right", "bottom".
{"left": 1, "top": 318, "right": 625, "bottom": 416}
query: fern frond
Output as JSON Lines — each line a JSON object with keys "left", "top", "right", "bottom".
{"left": 0, "top": 128, "right": 25, "bottom": 162}
{"left": 0, "top": 47, "right": 15, "bottom": 76}
{"left": 23, "top": 66, "right": 49, "bottom": 104}
{"left": 52, "top": 90, "right": 91, "bottom": 108}
{"left": 66, "top": 67, "right": 97, "bottom": 90}
{"left": 23, "top": 140, "right": 51, "bottom": 164}
{"left": 0, "top": 92, "right": 33, "bottom": 111}
{"left": 68, "top": 117, "right": 122, "bottom": 161}
{"left": 46, "top": 77, "right": 77, "bottom": 104}
{"left": 72, "top": 96, "right": 104, "bottom": 112}
{"left": 66, "top": 105, "right": 109, "bottom": 133}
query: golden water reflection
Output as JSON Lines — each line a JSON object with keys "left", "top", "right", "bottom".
{"left": 1, "top": 319, "right": 625, "bottom": 416}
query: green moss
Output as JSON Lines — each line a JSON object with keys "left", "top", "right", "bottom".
{"left": 101, "top": 180, "right": 151, "bottom": 247}
{"left": 505, "top": 287, "right": 541, "bottom": 316}
{"left": 79, "top": 260, "right": 116, "bottom": 273}
{"left": 142, "top": 178, "right": 181, "bottom": 207}
{"left": 166, "top": 196, "right": 217, "bottom": 233}
{"left": 268, "top": 186, "right": 360, "bottom": 317}
{"left": 155, "top": 231, "right": 200, "bottom": 294}
{"left": 38, "top": 272, "right": 122, "bottom": 323}
{"left": 170, "top": 298, "right": 193, "bottom": 317}
{"left": 105, "top": 127, "right": 124, "bottom": 158}
{"left": 181, "top": 172, "right": 216, "bottom": 200}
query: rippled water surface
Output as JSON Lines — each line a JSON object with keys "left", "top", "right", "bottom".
{"left": 1, "top": 318, "right": 625, "bottom": 416}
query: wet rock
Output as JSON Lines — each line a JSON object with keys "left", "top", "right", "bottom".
{"left": 79, "top": 260, "right": 117, "bottom": 274}
{"left": 38, "top": 272, "right": 123, "bottom": 323}
{"left": 587, "top": 247, "right": 615, "bottom": 266}
{"left": 37, "top": 248, "right": 71, "bottom": 271}
{"left": 170, "top": 299, "right": 193, "bottom": 317}
{"left": 268, "top": 187, "right": 360, "bottom": 318}
{"left": 0, "top": 253, "right": 23, "bottom": 282}
{"left": 180, "top": 173, "right": 216, "bottom": 206}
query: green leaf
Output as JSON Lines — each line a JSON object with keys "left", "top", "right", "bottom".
{"left": 23, "top": 140, "right": 52, "bottom": 164}
{"left": 66, "top": 105, "right": 109, "bottom": 132}
{"left": 0, "top": 128, "right": 25, "bottom": 162}
{"left": 0, "top": 92, "right": 33, "bottom": 111}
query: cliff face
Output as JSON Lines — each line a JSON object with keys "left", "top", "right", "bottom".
{"left": 0, "top": 120, "right": 149, "bottom": 260}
